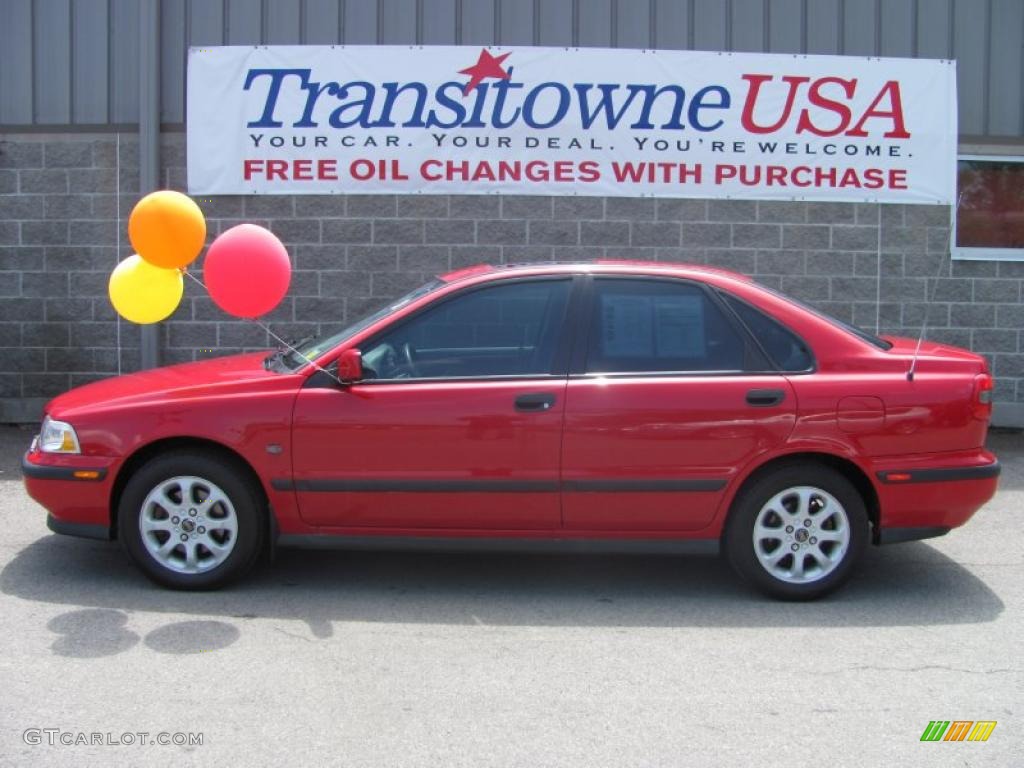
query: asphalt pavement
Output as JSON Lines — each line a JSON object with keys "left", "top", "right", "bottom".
{"left": 0, "top": 424, "right": 1020, "bottom": 767}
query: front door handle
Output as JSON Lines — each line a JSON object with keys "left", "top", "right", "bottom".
{"left": 746, "top": 388, "right": 785, "bottom": 407}
{"left": 515, "top": 393, "right": 557, "bottom": 412}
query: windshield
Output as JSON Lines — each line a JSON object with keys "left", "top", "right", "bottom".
{"left": 274, "top": 279, "right": 446, "bottom": 370}
{"left": 762, "top": 285, "right": 893, "bottom": 350}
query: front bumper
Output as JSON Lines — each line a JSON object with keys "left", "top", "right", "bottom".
{"left": 46, "top": 514, "right": 112, "bottom": 541}
{"left": 23, "top": 450, "right": 117, "bottom": 539}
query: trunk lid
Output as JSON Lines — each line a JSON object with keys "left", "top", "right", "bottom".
{"left": 881, "top": 335, "right": 989, "bottom": 371}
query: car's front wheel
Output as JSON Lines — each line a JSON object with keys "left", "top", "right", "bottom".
{"left": 118, "top": 451, "right": 264, "bottom": 589}
{"left": 724, "top": 465, "right": 868, "bottom": 600}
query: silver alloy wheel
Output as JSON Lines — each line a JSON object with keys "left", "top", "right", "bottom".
{"left": 139, "top": 475, "right": 239, "bottom": 574}
{"left": 751, "top": 485, "right": 851, "bottom": 584}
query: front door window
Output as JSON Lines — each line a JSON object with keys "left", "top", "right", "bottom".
{"left": 361, "top": 279, "right": 572, "bottom": 380}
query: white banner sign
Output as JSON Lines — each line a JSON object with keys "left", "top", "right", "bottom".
{"left": 187, "top": 45, "right": 957, "bottom": 204}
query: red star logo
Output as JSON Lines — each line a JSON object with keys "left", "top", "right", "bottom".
{"left": 458, "top": 48, "right": 512, "bottom": 95}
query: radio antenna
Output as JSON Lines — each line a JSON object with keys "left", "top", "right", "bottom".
{"left": 907, "top": 192, "right": 963, "bottom": 382}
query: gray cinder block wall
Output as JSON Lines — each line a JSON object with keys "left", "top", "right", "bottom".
{"left": 1, "top": 133, "right": 1022, "bottom": 427}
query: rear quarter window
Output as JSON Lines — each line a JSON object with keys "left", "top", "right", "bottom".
{"left": 719, "top": 292, "right": 815, "bottom": 372}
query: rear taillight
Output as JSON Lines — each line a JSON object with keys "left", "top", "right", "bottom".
{"left": 972, "top": 373, "right": 993, "bottom": 421}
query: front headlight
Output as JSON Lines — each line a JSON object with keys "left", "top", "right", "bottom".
{"left": 38, "top": 416, "right": 81, "bottom": 454}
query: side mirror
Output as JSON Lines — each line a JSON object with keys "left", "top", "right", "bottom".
{"left": 337, "top": 348, "right": 363, "bottom": 383}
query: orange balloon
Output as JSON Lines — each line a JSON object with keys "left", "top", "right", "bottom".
{"left": 128, "top": 190, "right": 206, "bottom": 270}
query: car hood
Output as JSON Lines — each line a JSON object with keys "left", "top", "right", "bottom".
{"left": 45, "top": 351, "right": 296, "bottom": 417}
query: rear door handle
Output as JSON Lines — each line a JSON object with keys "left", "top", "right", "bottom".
{"left": 515, "top": 393, "right": 557, "bottom": 412}
{"left": 746, "top": 388, "right": 785, "bottom": 407}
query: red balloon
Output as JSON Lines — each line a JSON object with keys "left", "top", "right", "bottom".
{"left": 203, "top": 224, "right": 292, "bottom": 319}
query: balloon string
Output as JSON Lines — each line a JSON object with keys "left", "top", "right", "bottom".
{"left": 182, "top": 271, "right": 344, "bottom": 385}
{"left": 115, "top": 131, "right": 122, "bottom": 376}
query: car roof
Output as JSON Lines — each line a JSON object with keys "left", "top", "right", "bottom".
{"left": 438, "top": 260, "right": 754, "bottom": 286}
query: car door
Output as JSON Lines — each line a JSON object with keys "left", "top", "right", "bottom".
{"left": 560, "top": 276, "right": 797, "bottom": 531}
{"left": 290, "top": 276, "right": 575, "bottom": 530}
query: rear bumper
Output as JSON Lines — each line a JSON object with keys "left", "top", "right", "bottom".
{"left": 23, "top": 450, "right": 116, "bottom": 538}
{"left": 873, "top": 450, "right": 1000, "bottom": 542}
{"left": 875, "top": 461, "right": 1001, "bottom": 485}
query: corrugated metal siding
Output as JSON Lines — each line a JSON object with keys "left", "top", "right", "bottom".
{"left": 1, "top": 0, "right": 1021, "bottom": 138}
{"left": 767, "top": 0, "right": 801, "bottom": 53}
{"left": 989, "top": 0, "right": 1024, "bottom": 136}
{"left": 109, "top": 0, "right": 141, "bottom": 123}
{"left": 0, "top": 0, "right": 34, "bottom": 124}
{"left": 73, "top": 0, "right": 110, "bottom": 122}
{"left": 226, "top": 0, "right": 263, "bottom": 44}
{"left": 33, "top": 0, "right": 71, "bottom": 124}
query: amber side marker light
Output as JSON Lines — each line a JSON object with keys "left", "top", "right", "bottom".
{"left": 885, "top": 473, "right": 913, "bottom": 482}
{"left": 72, "top": 471, "right": 101, "bottom": 480}
{"left": 973, "top": 374, "right": 994, "bottom": 421}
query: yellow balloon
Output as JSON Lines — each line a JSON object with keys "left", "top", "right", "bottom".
{"left": 108, "top": 255, "right": 184, "bottom": 324}
{"left": 128, "top": 190, "right": 206, "bottom": 270}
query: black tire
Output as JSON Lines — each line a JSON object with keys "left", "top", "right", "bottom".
{"left": 118, "top": 451, "right": 265, "bottom": 590}
{"left": 723, "top": 464, "right": 868, "bottom": 600}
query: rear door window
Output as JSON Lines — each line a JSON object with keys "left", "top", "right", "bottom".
{"left": 585, "top": 279, "right": 748, "bottom": 373}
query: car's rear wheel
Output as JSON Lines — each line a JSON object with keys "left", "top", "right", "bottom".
{"left": 118, "top": 451, "right": 264, "bottom": 589}
{"left": 724, "top": 465, "right": 868, "bottom": 600}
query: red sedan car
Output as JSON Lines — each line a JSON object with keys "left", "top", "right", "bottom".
{"left": 23, "top": 261, "right": 999, "bottom": 599}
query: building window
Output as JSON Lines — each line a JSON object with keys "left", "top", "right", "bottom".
{"left": 953, "top": 154, "right": 1024, "bottom": 261}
